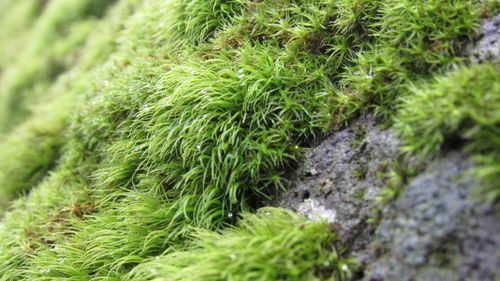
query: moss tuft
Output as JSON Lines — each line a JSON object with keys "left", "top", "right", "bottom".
{"left": 395, "top": 63, "right": 500, "bottom": 202}
{"left": 128, "top": 207, "right": 357, "bottom": 281}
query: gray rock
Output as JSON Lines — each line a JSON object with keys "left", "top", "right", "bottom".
{"left": 470, "top": 14, "right": 500, "bottom": 63}
{"left": 271, "top": 115, "right": 400, "bottom": 252}
{"left": 272, "top": 112, "right": 499, "bottom": 280}
{"left": 360, "top": 153, "right": 500, "bottom": 281}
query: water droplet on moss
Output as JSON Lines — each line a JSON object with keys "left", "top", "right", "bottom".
{"left": 39, "top": 268, "right": 51, "bottom": 274}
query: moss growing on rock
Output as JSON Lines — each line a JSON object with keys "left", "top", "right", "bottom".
{"left": 395, "top": 63, "right": 500, "bottom": 202}
{"left": 0, "top": 0, "right": 498, "bottom": 280}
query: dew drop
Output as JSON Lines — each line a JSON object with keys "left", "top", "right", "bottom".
{"left": 228, "top": 212, "right": 233, "bottom": 218}
{"left": 141, "top": 105, "right": 152, "bottom": 112}
{"left": 200, "top": 89, "right": 207, "bottom": 94}
{"left": 39, "top": 268, "right": 51, "bottom": 274}
{"left": 196, "top": 143, "right": 201, "bottom": 150}
{"left": 341, "top": 265, "right": 348, "bottom": 271}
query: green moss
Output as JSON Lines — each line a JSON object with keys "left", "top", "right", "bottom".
{"left": 339, "top": 0, "right": 485, "bottom": 120}
{"left": 0, "top": 101, "right": 67, "bottom": 209}
{"left": 0, "top": 0, "right": 497, "bottom": 279}
{"left": 395, "top": 63, "right": 500, "bottom": 202}
{"left": 128, "top": 207, "right": 357, "bottom": 281}
{"left": 0, "top": 0, "right": 141, "bottom": 207}
{"left": 0, "top": 0, "right": 119, "bottom": 134}
{"left": 350, "top": 127, "right": 367, "bottom": 149}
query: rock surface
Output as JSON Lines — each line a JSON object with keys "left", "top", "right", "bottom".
{"left": 272, "top": 115, "right": 400, "bottom": 252}
{"left": 470, "top": 14, "right": 500, "bottom": 63}
{"left": 361, "top": 153, "right": 500, "bottom": 281}
{"left": 274, "top": 116, "right": 499, "bottom": 280}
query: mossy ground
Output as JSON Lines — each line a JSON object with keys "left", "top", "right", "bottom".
{"left": 0, "top": 0, "right": 498, "bottom": 280}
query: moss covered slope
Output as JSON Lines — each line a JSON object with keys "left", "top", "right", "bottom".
{"left": 0, "top": 0, "right": 498, "bottom": 280}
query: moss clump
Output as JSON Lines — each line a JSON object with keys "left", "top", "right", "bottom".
{"left": 338, "top": 0, "right": 485, "bottom": 119}
{"left": 0, "top": 0, "right": 140, "bottom": 208}
{"left": 0, "top": 105, "right": 66, "bottom": 206}
{"left": 131, "top": 207, "right": 356, "bottom": 281}
{"left": 0, "top": 0, "right": 119, "bottom": 134}
{"left": 0, "top": 0, "right": 498, "bottom": 279}
{"left": 395, "top": 63, "right": 500, "bottom": 202}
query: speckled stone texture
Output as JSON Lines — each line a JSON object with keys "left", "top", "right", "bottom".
{"left": 361, "top": 153, "right": 500, "bottom": 281}
{"left": 470, "top": 14, "right": 500, "bottom": 63}
{"left": 273, "top": 120, "right": 499, "bottom": 280}
{"left": 271, "top": 115, "right": 400, "bottom": 252}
